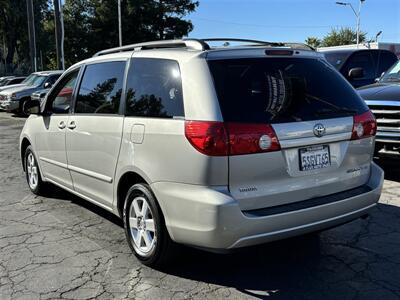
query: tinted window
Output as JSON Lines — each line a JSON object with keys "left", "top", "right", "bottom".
{"left": 343, "top": 52, "right": 375, "bottom": 79}
{"left": 324, "top": 51, "right": 351, "bottom": 70}
{"left": 9, "top": 78, "right": 25, "bottom": 84}
{"left": 29, "top": 75, "right": 46, "bottom": 87}
{"left": 125, "top": 58, "right": 184, "bottom": 118}
{"left": 46, "top": 74, "right": 61, "bottom": 85}
{"left": 48, "top": 69, "right": 79, "bottom": 114}
{"left": 208, "top": 58, "right": 368, "bottom": 124}
{"left": 373, "top": 51, "right": 397, "bottom": 76}
{"left": 75, "top": 61, "right": 126, "bottom": 114}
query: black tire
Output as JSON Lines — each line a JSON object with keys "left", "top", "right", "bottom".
{"left": 24, "top": 145, "right": 46, "bottom": 195}
{"left": 19, "top": 98, "right": 29, "bottom": 116}
{"left": 123, "top": 183, "right": 175, "bottom": 267}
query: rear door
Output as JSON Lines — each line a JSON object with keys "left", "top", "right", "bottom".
{"left": 208, "top": 57, "right": 373, "bottom": 211}
{"left": 66, "top": 60, "right": 126, "bottom": 207}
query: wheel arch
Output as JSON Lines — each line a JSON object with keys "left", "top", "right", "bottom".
{"left": 20, "top": 137, "right": 32, "bottom": 171}
{"left": 116, "top": 171, "right": 148, "bottom": 218}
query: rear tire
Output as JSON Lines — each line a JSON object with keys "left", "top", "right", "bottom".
{"left": 19, "top": 98, "right": 29, "bottom": 116}
{"left": 24, "top": 146, "right": 47, "bottom": 195}
{"left": 123, "top": 183, "right": 175, "bottom": 267}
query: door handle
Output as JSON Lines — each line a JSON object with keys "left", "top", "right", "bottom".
{"left": 58, "top": 121, "right": 66, "bottom": 129}
{"left": 67, "top": 121, "right": 76, "bottom": 130}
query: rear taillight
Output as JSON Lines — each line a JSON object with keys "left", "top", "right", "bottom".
{"left": 351, "top": 110, "right": 377, "bottom": 140}
{"left": 185, "top": 121, "right": 228, "bottom": 156}
{"left": 185, "top": 121, "right": 280, "bottom": 156}
{"left": 226, "top": 123, "right": 280, "bottom": 155}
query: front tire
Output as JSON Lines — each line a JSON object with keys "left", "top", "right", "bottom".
{"left": 123, "top": 183, "right": 175, "bottom": 267}
{"left": 24, "top": 145, "right": 46, "bottom": 195}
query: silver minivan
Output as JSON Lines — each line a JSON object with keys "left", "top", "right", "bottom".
{"left": 20, "top": 39, "right": 384, "bottom": 266}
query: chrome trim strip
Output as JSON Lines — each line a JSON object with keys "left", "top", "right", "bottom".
{"left": 371, "top": 109, "right": 400, "bottom": 114}
{"left": 365, "top": 100, "right": 400, "bottom": 107}
{"left": 273, "top": 117, "right": 353, "bottom": 140}
{"left": 279, "top": 132, "right": 351, "bottom": 149}
{"left": 377, "top": 126, "right": 400, "bottom": 132}
{"left": 376, "top": 119, "right": 400, "bottom": 124}
{"left": 376, "top": 132, "right": 400, "bottom": 137}
{"left": 39, "top": 157, "right": 68, "bottom": 169}
{"left": 40, "top": 156, "right": 113, "bottom": 183}
{"left": 375, "top": 138, "right": 400, "bottom": 143}
{"left": 68, "top": 164, "right": 113, "bottom": 183}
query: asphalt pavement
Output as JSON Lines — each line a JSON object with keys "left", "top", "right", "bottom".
{"left": 1, "top": 112, "right": 400, "bottom": 300}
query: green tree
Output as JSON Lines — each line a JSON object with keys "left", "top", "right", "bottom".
{"left": 321, "top": 27, "right": 367, "bottom": 47}
{"left": 0, "top": 0, "right": 199, "bottom": 73}
{"left": 0, "top": 0, "right": 50, "bottom": 74}
{"left": 88, "top": 0, "right": 199, "bottom": 56}
{"left": 305, "top": 37, "right": 321, "bottom": 49}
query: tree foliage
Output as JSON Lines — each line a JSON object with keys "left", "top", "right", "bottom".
{"left": 0, "top": 0, "right": 198, "bottom": 74}
{"left": 305, "top": 27, "right": 367, "bottom": 48}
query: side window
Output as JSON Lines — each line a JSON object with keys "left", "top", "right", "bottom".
{"left": 374, "top": 51, "right": 397, "bottom": 76}
{"left": 47, "top": 75, "right": 60, "bottom": 85}
{"left": 344, "top": 52, "right": 375, "bottom": 79}
{"left": 47, "top": 69, "right": 79, "bottom": 114}
{"left": 75, "top": 61, "right": 125, "bottom": 114}
{"left": 125, "top": 58, "right": 184, "bottom": 118}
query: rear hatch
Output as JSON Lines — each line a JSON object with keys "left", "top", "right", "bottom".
{"left": 208, "top": 55, "right": 375, "bottom": 211}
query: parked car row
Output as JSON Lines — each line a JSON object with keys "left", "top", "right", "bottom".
{"left": 20, "top": 38, "right": 384, "bottom": 267}
{"left": 0, "top": 71, "right": 63, "bottom": 115}
{"left": 0, "top": 76, "right": 26, "bottom": 88}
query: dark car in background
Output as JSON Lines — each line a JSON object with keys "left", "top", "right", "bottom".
{"left": 0, "top": 71, "right": 63, "bottom": 115}
{"left": 322, "top": 49, "right": 397, "bottom": 88}
{"left": 0, "top": 76, "right": 16, "bottom": 86}
{"left": 358, "top": 60, "right": 400, "bottom": 154}
{"left": 0, "top": 76, "right": 26, "bottom": 87}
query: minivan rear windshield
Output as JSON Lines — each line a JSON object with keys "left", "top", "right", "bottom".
{"left": 208, "top": 57, "right": 368, "bottom": 124}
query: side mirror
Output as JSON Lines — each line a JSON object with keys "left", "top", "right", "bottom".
{"left": 44, "top": 82, "right": 52, "bottom": 89}
{"left": 348, "top": 67, "right": 365, "bottom": 79}
{"left": 23, "top": 99, "right": 41, "bottom": 115}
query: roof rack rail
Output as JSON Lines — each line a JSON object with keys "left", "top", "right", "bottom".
{"left": 93, "top": 38, "right": 314, "bottom": 57}
{"left": 201, "top": 38, "right": 284, "bottom": 47}
{"left": 194, "top": 38, "right": 315, "bottom": 51}
{"left": 93, "top": 39, "right": 210, "bottom": 57}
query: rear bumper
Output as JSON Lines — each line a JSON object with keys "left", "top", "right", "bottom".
{"left": 151, "top": 162, "right": 384, "bottom": 250}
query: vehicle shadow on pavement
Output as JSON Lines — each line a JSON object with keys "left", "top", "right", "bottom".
{"left": 375, "top": 155, "right": 400, "bottom": 182}
{"left": 42, "top": 184, "right": 123, "bottom": 227}
{"left": 38, "top": 160, "right": 400, "bottom": 299}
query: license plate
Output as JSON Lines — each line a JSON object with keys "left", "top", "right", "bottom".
{"left": 299, "top": 145, "right": 331, "bottom": 171}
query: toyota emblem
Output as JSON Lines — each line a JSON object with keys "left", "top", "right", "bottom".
{"left": 313, "top": 124, "right": 326, "bottom": 138}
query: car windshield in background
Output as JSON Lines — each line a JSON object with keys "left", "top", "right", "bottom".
{"left": 21, "top": 74, "right": 37, "bottom": 85}
{"left": 323, "top": 51, "right": 351, "bottom": 70}
{"left": 208, "top": 57, "right": 368, "bottom": 124}
{"left": 29, "top": 75, "right": 46, "bottom": 87}
{"left": 381, "top": 60, "right": 400, "bottom": 82}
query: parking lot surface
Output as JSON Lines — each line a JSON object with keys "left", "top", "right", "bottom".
{"left": 0, "top": 112, "right": 400, "bottom": 300}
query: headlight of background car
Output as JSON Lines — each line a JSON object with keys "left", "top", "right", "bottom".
{"left": 10, "top": 93, "right": 17, "bottom": 100}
